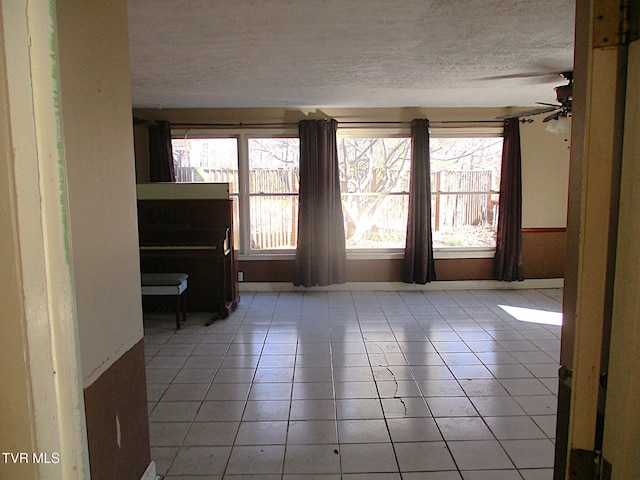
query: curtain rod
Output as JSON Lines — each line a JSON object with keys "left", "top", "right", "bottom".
{"left": 170, "top": 119, "right": 504, "bottom": 128}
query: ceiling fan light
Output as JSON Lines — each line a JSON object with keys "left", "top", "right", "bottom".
{"left": 545, "top": 115, "right": 570, "bottom": 134}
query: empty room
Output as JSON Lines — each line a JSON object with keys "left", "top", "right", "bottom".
{"left": 2, "top": 1, "right": 640, "bottom": 480}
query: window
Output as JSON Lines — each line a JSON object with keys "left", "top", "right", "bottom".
{"left": 172, "top": 137, "right": 238, "bottom": 189}
{"left": 336, "top": 133, "right": 501, "bottom": 251}
{"left": 248, "top": 138, "right": 299, "bottom": 250}
{"left": 430, "top": 136, "right": 502, "bottom": 248}
{"left": 172, "top": 131, "right": 299, "bottom": 254}
{"left": 172, "top": 128, "right": 502, "bottom": 257}
{"left": 337, "top": 136, "right": 411, "bottom": 249}
{"left": 172, "top": 136, "right": 240, "bottom": 246}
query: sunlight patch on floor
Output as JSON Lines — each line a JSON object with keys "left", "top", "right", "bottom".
{"left": 499, "top": 304, "right": 563, "bottom": 326}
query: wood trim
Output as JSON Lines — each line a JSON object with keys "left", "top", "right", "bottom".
{"left": 240, "top": 278, "right": 564, "bottom": 292}
{"left": 521, "top": 227, "right": 567, "bottom": 233}
{"left": 228, "top": 229, "right": 568, "bottom": 288}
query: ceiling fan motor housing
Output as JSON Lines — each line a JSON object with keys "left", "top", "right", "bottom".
{"left": 555, "top": 83, "right": 572, "bottom": 106}
{"left": 495, "top": 71, "right": 574, "bottom": 121}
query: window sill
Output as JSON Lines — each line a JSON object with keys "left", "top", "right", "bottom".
{"left": 237, "top": 247, "right": 496, "bottom": 261}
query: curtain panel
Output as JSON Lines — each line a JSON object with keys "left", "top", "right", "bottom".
{"left": 495, "top": 118, "right": 524, "bottom": 281}
{"left": 293, "top": 119, "right": 347, "bottom": 287}
{"left": 148, "top": 120, "right": 176, "bottom": 182}
{"left": 403, "top": 119, "right": 437, "bottom": 284}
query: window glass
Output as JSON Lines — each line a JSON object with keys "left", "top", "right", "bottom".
{"left": 248, "top": 138, "right": 300, "bottom": 250}
{"left": 171, "top": 137, "right": 240, "bottom": 247}
{"left": 172, "top": 137, "right": 239, "bottom": 192}
{"left": 337, "top": 137, "right": 411, "bottom": 249}
{"left": 171, "top": 132, "right": 502, "bottom": 254}
{"left": 430, "top": 137, "right": 502, "bottom": 248}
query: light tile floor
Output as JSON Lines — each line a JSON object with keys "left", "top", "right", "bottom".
{"left": 144, "top": 289, "right": 562, "bottom": 480}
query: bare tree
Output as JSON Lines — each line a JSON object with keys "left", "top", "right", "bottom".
{"left": 338, "top": 137, "right": 411, "bottom": 244}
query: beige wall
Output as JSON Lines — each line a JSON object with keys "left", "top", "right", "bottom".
{"left": 1, "top": 1, "right": 91, "bottom": 477}
{"left": 55, "top": 1, "right": 152, "bottom": 477}
{"left": 57, "top": 0, "right": 144, "bottom": 387}
{"left": 0, "top": 7, "right": 38, "bottom": 478}
{"left": 520, "top": 118, "right": 571, "bottom": 228}
{"left": 602, "top": 37, "right": 640, "bottom": 479}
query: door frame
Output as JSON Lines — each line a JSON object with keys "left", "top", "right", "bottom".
{"left": 555, "top": 0, "right": 631, "bottom": 478}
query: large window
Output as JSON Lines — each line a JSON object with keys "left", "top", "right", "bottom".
{"left": 172, "top": 132, "right": 299, "bottom": 254}
{"left": 337, "top": 136, "right": 411, "bottom": 249}
{"left": 430, "top": 136, "right": 502, "bottom": 248}
{"left": 248, "top": 138, "right": 299, "bottom": 250}
{"left": 172, "top": 129, "right": 501, "bottom": 256}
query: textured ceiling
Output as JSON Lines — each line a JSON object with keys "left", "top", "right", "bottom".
{"left": 127, "top": 0, "right": 575, "bottom": 109}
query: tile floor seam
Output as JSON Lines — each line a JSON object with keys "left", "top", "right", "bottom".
{"left": 365, "top": 336, "right": 411, "bottom": 477}
{"left": 327, "top": 327, "right": 344, "bottom": 478}
{"left": 218, "top": 313, "right": 269, "bottom": 478}
{"left": 398, "top": 292, "right": 482, "bottom": 477}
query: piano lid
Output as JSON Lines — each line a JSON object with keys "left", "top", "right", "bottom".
{"left": 136, "top": 182, "right": 230, "bottom": 200}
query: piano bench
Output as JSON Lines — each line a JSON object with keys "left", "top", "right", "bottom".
{"left": 141, "top": 273, "right": 189, "bottom": 330}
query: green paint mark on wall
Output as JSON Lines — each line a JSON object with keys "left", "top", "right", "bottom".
{"left": 48, "top": 0, "right": 71, "bottom": 266}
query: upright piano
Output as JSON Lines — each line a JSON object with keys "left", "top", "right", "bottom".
{"left": 137, "top": 183, "right": 239, "bottom": 320}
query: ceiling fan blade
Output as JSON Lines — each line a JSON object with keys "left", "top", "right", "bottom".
{"left": 479, "top": 70, "right": 570, "bottom": 85}
{"left": 496, "top": 106, "right": 560, "bottom": 120}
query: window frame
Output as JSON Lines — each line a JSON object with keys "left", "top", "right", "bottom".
{"left": 336, "top": 128, "right": 411, "bottom": 253}
{"left": 246, "top": 135, "right": 300, "bottom": 253}
{"left": 171, "top": 126, "right": 503, "bottom": 260}
{"left": 428, "top": 127, "right": 504, "bottom": 253}
{"left": 171, "top": 128, "right": 300, "bottom": 257}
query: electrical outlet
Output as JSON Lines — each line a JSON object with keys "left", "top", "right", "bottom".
{"left": 238, "top": 271, "right": 244, "bottom": 282}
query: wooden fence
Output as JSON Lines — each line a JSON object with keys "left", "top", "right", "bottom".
{"left": 431, "top": 170, "right": 498, "bottom": 230}
{"left": 174, "top": 167, "right": 497, "bottom": 248}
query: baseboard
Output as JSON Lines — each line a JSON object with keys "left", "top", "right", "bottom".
{"left": 140, "top": 461, "right": 158, "bottom": 480}
{"left": 239, "top": 278, "right": 564, "bottom": 292}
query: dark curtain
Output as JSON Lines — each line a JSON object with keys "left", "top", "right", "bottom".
{"left": 148, "top": 120, "right": 176, "bottom": 182}
{"left": 495, "top": 118, "right": 524, "bottom": 281}
{"left": 294, "top": 119, "right": 347, "bottom": 287}
{"left": 403, "top": 119, "right": 436, "bottom": 284}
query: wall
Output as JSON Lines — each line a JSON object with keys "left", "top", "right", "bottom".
{"left": 519, "top": 114, "right": 570, "bottom": 280}
{"left": 520, "top": 117, "right": 571, "bottom": 228}
{"left": 557, "top": 0, "right": 633, "bottom": 476}
{"left": 602, "top": 36, "right": 640, "bottom": 480}
{"left": 0, "top": 7, "right": 38, "bottom": 477}
{"left": 134, "top": 106, "right": 569, "bottom": 284}
{"left": 0, "top": 140, "right": 38, "bottom": 480}
{"left": 56, "top": 0, "right": 150, "bottom": 478}
{"left": 1, "top": 1, "right": 90, "bottom": 477}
